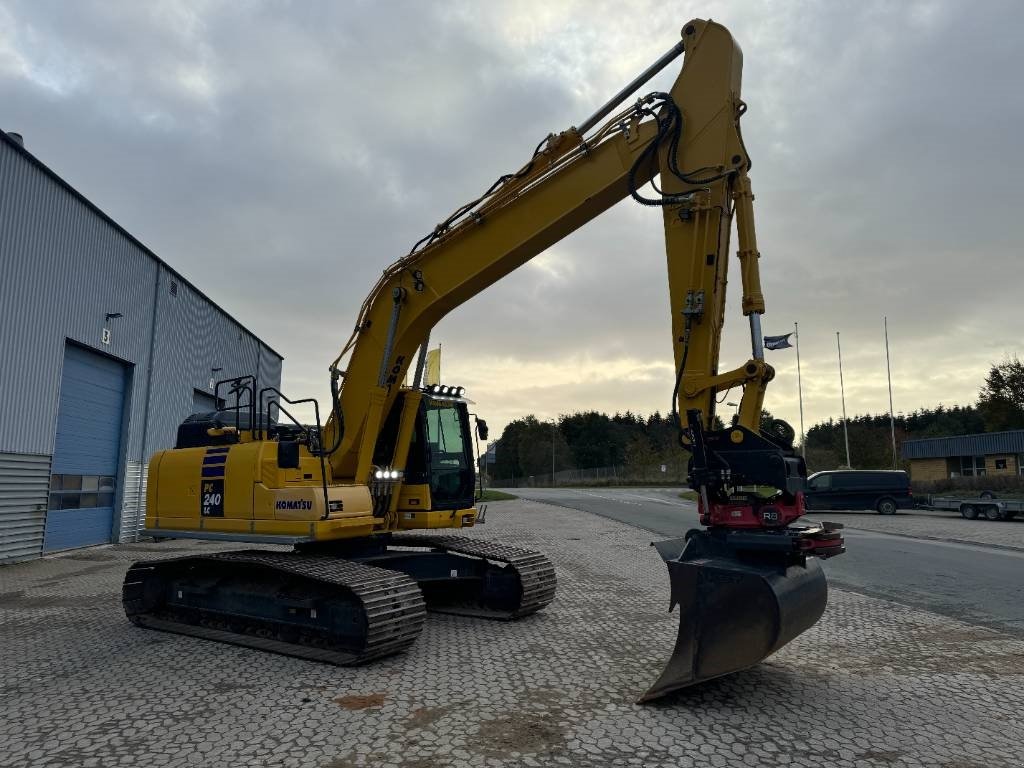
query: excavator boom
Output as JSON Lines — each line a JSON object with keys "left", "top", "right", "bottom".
{"left": 324, "top": 20, "right": 754, "bottom": 483}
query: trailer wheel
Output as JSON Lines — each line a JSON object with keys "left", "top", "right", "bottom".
{"left": 983, "top": 505, "right": 1002, "bottom": 521}
{"left": 960, "top": 504, "right": 978, "bottom": 520}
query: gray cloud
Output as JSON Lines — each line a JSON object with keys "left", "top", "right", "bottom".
{"left": 2, "top": 0, "right": 1021, "bottom": 441}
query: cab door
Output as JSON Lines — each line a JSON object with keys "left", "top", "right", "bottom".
{"left": 421, "top": 399, "right": 475, "bottom": 510}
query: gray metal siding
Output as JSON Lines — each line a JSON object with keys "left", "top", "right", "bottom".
{"left": 0, "top": 452, "right": 51, "bottom": 562}
{"left": 145, "top": 271, "right": 269, "bottom": 454}
{"left": 0, "top": 141, "right": 154, "bottom": 456}
{"left": 259, "top": 342, "right": 283, "bottom": 397}
{"left": 118, "top": 460, "right": 148, "bottom": 543}
{"left": 1, "top": 137, "right": 283, "bottom": 463}
{"left": 902, "top": 431, "right": 1024, "bottom": 460}
{"left": 0, "top": 135, "right": 284, "bottom": 559}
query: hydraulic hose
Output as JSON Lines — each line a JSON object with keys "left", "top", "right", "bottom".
{"left": 316, "top": 367, "right": 345, "bottom": 457}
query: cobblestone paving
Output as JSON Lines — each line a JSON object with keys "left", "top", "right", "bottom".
{"left": 816, "top": 509, "right": 1024, "bottom": 550}
{"left": 2, "top": 501, "right": 1023, "bottom": 768}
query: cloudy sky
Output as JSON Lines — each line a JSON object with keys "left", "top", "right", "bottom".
{"left": 2, "top": 0, "right": 1022, "bottom": 442}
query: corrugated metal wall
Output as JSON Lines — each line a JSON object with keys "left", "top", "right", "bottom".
{"left": 118, "top": 460, "right": 148, "bottom": 543}
{"left": 259, "top": 341, "right": 284, "bottom": 398}
{"left": 902, "top": 431, "right": 1024, "bottom": 460}
{"left": 0, "top": 453, "right": 51, "bottom": 562}
{"left": 0, "top": 142, "right": 155, "bottom": 457}
{"left": 0, "top": 135, "right": 284, "bottom": 552}
{"left": 145, "top": 270, "right": 267, "bottom": 456}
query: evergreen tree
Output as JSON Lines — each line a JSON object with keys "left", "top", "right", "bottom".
{"left": 493, "top": 391, "right": 1006, "bottom": 480}
{"left": 978, "top": 356, "right": 1024, "bottom": 431}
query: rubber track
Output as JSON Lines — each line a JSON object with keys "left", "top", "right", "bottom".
{"left": 391, "top": 535, "right": 557, "bottom": 618}
{"left": 123, "top": 550, "right": 426, "bottom": 665}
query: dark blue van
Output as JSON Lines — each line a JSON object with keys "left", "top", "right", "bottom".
{"left": 804, "top": 470, "right": 913, "bottom": 515}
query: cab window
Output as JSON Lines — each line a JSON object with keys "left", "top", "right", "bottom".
{"left": 425, "top": 403, "right": 466, "bottom": 460}
{"left": 422, "top": 399, "right": 474, "bottom": 508}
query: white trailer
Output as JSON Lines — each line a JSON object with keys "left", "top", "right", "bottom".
{"left": 929, "top": 494, "right": 1024, "bottom": 521}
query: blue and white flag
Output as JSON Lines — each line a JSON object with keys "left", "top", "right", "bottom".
{"left": 764, "top": 332, "right": 794, "bottom": 350}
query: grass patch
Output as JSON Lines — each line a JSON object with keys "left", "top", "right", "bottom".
{"left": 678, "top": 490, "right": 699, "bottom": 501}
{"left": 477, "top": 489, "right": 518, "bottom": 501}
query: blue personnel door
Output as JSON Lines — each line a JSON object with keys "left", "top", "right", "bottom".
{"left": 43, "top": 344, "right": 127, "bottom": 551}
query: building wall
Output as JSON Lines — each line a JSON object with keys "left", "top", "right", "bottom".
{"left": 908, "top": 458, "right": 951, "bottom": 483}
{"left": 0, "top": 453, "right": 51, "bottom": 562}
{"left": 909, "top": 453, "right": 1022, "bottom": 483}
{"left": 0, "top": 136, "right": 282, "bottom": 559}
{"left": 987, "top": 454, "right": 1019, "bottom": 476}
{"left": 0, "top": 141, "right": 155, "bottom": 457}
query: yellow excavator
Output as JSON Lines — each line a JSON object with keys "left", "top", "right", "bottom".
{"left": 123, "top": 18, "right": 844, "bottom": 702}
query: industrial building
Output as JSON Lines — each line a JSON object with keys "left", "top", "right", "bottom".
{"left": 902, "top": 430, "right": 1024, "bottom": 482}
{"left": 0, "top": 130, "right": 283, "bottom": 562}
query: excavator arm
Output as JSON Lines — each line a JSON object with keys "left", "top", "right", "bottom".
{"left": 324, "top": 19, "right": 766, "bottom": 485}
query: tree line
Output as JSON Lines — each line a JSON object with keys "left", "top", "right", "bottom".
{"left": 491, "top": 357, "right": 1024, "bottom": 478}
{"left": 493, "top": 409, "right": 766, "bottom": 481}
{"left": 805, "top": 356, "right": 1024, "bottom": 471}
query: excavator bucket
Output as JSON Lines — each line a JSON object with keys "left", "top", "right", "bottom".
{"left": 639, "top": 530, "right": 827, "bottom": 703}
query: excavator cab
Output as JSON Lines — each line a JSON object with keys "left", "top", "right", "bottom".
{"left": 374, "top": 390, "right": 478, "bottom": 517}
{"left": 407, "top": 395, "right": 477, "bottom": 509}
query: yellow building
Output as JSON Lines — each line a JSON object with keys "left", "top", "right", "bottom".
{"left": 902, "top": 430, "right": 1024, "bottom": 482}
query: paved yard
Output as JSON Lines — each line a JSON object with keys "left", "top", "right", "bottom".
{"left": 2, "top": 500, "right": 1023, "bottom": 768}
{"left": 815, "top": 508, "right": 1024, "bottom": 551}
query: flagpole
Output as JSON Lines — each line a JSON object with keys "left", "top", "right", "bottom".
{"left": 412, "top": 331, "right": 430, "bottom": 388}
{"left": 795, "top": 322, "right": 805, "bottom": 456}
{"left": 885, "top": 316, "right": 897, "bottom": 469}
{"left": 836, "top": 331, "right": 851, "bottom": 468}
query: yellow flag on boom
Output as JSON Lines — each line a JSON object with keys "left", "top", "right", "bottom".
{"left": 425, "top": 347, "right": 441, "bottom": 386}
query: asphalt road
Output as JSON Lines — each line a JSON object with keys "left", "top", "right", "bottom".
{"left": 509, "top": 486, "right": 1024, "bottom": 636}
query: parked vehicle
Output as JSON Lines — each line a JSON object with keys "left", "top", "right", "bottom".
{"left": 804, "top": 470, "right": 913, "bottom": 514}
{"left": 929, "top": 493, "right": 1023, "bottom": 521}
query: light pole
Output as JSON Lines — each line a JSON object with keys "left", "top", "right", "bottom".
{"left": 884, "top": 316, "right": 897, "bottom": 469}
{"left": 727, "top": 401, "right": 739, "bottom": 425}
{"left": 836, "top": 331, "right": 851, "bottom": 468}
{"left": 549, "top": 419, "right": 556, "bottom": 485}
{"left": 795, "top": 321, "right": 806, "bottom": 456}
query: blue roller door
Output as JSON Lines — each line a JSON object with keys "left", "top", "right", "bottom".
{"left": 43, "top": 344, "right": 126, "bottom": 551}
